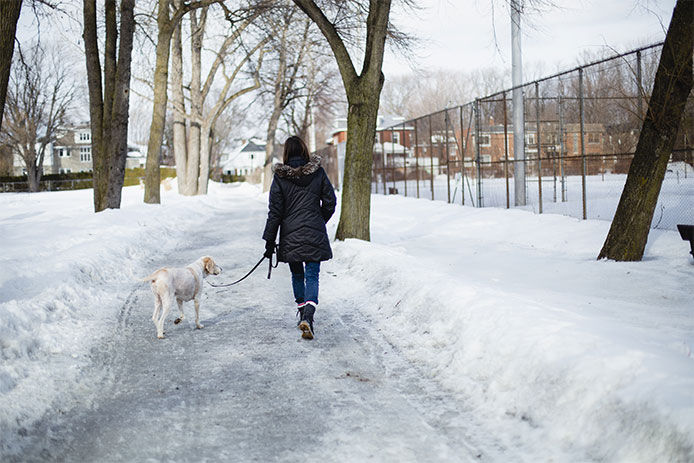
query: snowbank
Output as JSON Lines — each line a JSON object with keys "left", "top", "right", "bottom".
{"left": 328, "top": 195, "right": 694, "bottom": 461}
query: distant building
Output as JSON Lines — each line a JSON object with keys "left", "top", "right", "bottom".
{"left": 12, "top": 124, "right": 146, "bottom": 175}
{"left": 329, "top": 115, "right": 416, "bottom": 184}
{"left": 219, "top": 138, "right": 266, "bottom": 176}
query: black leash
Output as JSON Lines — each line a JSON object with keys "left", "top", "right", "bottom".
{"left": 206, "top": 248, "right": 279, "bottom": 288}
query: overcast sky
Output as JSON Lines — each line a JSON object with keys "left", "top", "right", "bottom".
{"left": 383, "top": 0, "right": 677, "bottom": 77}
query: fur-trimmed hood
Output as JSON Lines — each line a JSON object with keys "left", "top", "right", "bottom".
{"left": 273, "top": 154, "right": 322, "bottom": 179}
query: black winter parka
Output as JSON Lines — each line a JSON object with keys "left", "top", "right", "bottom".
{"left": 262, "top": 154, "right": 337, "bottom": 263}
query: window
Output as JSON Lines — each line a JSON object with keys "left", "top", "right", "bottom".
{"left": 393, "top": 131, "right": 400, "bottom": 145}
{"left": 80, "top": 147, "right": 92, "bottom": 162}
{"left": 79, "top": 132, "right": 91, "bottom": 142}
{"left": 480, "top": 154, "right": 492, "bottom": 163}
{"left": 58, "top": 148, "right": 70, "bottom": 157}
{"left": 478, "top": 135, "right": 490, "bottom": 147}
{"left": 526, "top": 133, "right": 535, "bottom": 145}
{"left": 573, "top": 134, "right": 579, "bottom": 154}
{"left": 588, "top": 133, "right": 601, "bottom": 144}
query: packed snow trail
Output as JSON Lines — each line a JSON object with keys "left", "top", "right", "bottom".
{"left": 11, "top": 195, "right": 513, "bottom": 462}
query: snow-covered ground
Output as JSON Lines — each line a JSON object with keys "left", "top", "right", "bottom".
{"left": 1, "top": 181, "right": 692, "bottom": 461}
{"left": 379, "top": 162, "right": 694, "bottom": 230}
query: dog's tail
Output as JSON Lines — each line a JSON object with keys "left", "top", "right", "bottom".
{"left": 138, "top": 270, "right": 162, "bottom": 283}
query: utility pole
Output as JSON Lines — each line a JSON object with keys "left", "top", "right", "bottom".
{"left": 511, "top": 0, "right": 526, "bottom": 206}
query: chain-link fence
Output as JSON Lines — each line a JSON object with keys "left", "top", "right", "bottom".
{"left": 372, "top": 43, "right": 693, "bottom": 230}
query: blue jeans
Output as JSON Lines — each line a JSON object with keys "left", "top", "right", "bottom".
{"left": 289, "top": 261, "right": 320, "bottom": 305}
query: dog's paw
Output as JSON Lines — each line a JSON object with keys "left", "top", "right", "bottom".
{"left": 196, "top": 324, "right": 204, "bottom": 329}
{"left": 174, "top": 318, "right": 182, "bottom": 325}
{"left": 157, "top": 333, "right": 165, "bottom": 339}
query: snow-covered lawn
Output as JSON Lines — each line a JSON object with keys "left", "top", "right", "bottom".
{"left": 381, "top": 162, "right": 694, "bottom": 230}
{"left": 1, "top": 181, "right": 692, "bottom": 461}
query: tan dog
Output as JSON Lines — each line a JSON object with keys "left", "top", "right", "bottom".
{"left": 140, "top": 256, "right": 221, "bottom": 339}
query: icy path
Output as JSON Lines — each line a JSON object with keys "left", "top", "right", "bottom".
{"left": 12, "top": 196, "right": 511, "bottom": 462}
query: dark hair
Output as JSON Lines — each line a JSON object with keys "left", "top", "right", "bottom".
{"left": 283, "top": 136, "right": 310, "bottom": 164}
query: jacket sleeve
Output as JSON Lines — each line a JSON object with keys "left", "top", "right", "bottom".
{"left": 262, "top": 176, "right": 284, "bottom": 243}
{"left": 319, "top": 168, "right": 337, "bottom": 223}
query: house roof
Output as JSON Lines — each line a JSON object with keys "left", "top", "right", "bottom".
{"left": 241, "top": 139, "right": 266, "bottom": 153}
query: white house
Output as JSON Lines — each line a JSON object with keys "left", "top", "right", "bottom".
{"left": 220, "top": 138, "right": 266, "bottom": 176}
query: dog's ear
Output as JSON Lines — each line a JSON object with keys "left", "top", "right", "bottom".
{"left": 203, "top": 257, "right": 215, "bottom": 274}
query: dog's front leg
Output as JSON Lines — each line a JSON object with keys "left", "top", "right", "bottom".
{"left": 194, "top": 298, "right": 204, "bottom": 329}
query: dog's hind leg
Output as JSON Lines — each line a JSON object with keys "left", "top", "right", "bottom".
{"left": 194, "top": 297, "right": 204, "bottom": 329}
{"left": 174, "top": 299, "right": 184, "bottom": 325}
{"left": 152, "top": 293, "right": 162, "bottom": 323}
{"left": 157, "top": 293, "right": 173, "bottom": 339}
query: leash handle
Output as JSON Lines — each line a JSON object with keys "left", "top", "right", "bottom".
{"left": 267, "top": 244, "right": 279, "bottom": 279}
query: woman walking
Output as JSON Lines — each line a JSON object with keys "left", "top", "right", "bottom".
{"left": 262, "top": 136, "right": 336, "bottom": 339}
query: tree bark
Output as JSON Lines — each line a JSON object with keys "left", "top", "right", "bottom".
{"left": 83, "top": 0, "right": 108, "bottom": 211}
{"left": 83, "top": 0, "right": 135, "bottom": 211}
{"left": 184, "top": 8, "right": 205, "bottom": 196}
{"left": 0, "top": 0, "right": 22, "bottom": 129}
{"left": 171, "top": 2, "right": 188, "bottom": 194}
{"left": 598, "top": 0, "right": 693, "bottom": 261}
{"left": 197, "top": 121, "right": 212, "bottom": 194}
{"left": 144, "top": 0, "right": 176, "bottom": 204}
{"left": 106, "top": 0, "right": 135, "bottom": 209}
{"left": 335, "top": 80, "right": 382, "bottom": 241}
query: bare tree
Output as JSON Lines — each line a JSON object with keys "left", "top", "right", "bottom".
{"left": 598, "top": 0, "right": 693, "bottom": 261}
{"left": 259, "top": 4, "right": 315, "bottom": 192}
{"left": 282, "top": 47, "right": 341, "bottom": 145}
{"left": 292, "top": 0, "right": 398, "bottom": 241}
{"left": 83, "top": 0, "right": 136, "bottom": 211}
{"left": 170, "top": 3, "right": 266, "bottom": 196}
{"left": 143, "top": 0, "right": 224, "bottom": 204}
{"left": 2, "top": 42, "right": 75, "bottom": 191}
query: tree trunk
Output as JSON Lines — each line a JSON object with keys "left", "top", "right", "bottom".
{"left": 144, "top": 0, "right": 175, "bottom": 204}
{"left": 106, "top": 0, "right": 135, "bottom": 209}
{"left": 83, "top": 0, "right": 108, "bottom": 212}
{"left": 27, "top": 161, "right": 39, "bottom": 192}
{"left": 263, "top": 107, "right": 282, "bottom": 192}
{"left": 184, "top": 8, "right": 205, "bottom": 196}
{"left": 598, "top": 0, "right": 693, "bottom": 261}
{"left": 170, "top": 5, "right": 188, "bottom": 194}
{"left": 335, "top": 81, "right": 382, "bottom": 241}
{"left": 197, "top": 123, "right": 212, "bottom": 194}
{"left": 0, "top": 0, "right": 22, "bottom": 129}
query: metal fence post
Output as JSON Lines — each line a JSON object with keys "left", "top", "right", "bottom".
{"left": 474, "top": 99, "right": 483, "bottom": 208}
{"left": 559, "top": 93, "right": 566, "bottom": 202}
{"left": 381, "top": 131, "right": 387, "bottom": 195}
{"left": 402, "top": 123, "right": 407, "bottom": 197}
{"left": 459, "top": 105, "right": 466, "bottom": 205}
{"left": 536, "top": 81, "right": 543, "bottom": 214}
{"left": 503, "top": 91, "right": 510, "bottom": 208}
{"left": 415, "top": 119, "right": 420, "bottom": 198}
{"left": 579, "top": 67, "right": 587, "bottom": 220}
{"left": 445, "top": 110, "right": 451, "bottom": 203}
{"left": 390, "top": 127, "right": 396, "bottom": 193}
{"left": 428, "top": 114, "right": 434, "bottom": 200}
